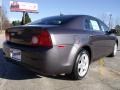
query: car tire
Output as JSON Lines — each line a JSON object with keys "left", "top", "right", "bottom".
{"left": 108, "top": 43, "right": 118, "bottom": 57}
{"left": 67, "top": 49, "right": 90, "bottom": 80}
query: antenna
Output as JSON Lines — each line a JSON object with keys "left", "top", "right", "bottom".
{"left": 60, "top": 11, "right": 64, "bottom": 16}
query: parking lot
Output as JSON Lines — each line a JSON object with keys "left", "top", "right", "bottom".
{"left": 0, "top": 33, "right": 120, "bottom": 90}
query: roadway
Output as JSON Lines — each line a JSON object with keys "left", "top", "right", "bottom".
{"left": 0, "top": 33, "right": 120, "bottom": 90}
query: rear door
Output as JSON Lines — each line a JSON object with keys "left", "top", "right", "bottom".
{"left": 86, "top": 18, "right": 110, "bottom": 60}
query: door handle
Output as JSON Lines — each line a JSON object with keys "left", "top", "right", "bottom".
{"left": 90, "top": 35, "right": 94, "bottom": 37}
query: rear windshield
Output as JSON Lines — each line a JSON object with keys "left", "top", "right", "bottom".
{"left": 28, "top": 16, "right": 77, "bottom": 25}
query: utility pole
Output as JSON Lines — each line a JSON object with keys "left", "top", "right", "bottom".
{"left": 0, "top": 0, "right": 2, "bottom": 31}
{"left": 23, "top": 11, "right": 26, "bottom": 24}
{"left": 109, "top": 14, "right": 112, "bottom": 29}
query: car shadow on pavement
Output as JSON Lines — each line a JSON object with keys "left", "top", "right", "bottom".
{"left": 46, "top": 75, "right": 75, "bottom": 81}
{"left": 0, "top": 48, "right": 41, "bottom": 80}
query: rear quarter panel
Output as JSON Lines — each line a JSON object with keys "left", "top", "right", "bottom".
{"left": 48, "top": 28, "right": 91, "bottom": 73}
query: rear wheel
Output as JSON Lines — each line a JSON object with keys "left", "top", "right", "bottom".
{"left": 68, "top": 49, "right": 90, "bottom": 80}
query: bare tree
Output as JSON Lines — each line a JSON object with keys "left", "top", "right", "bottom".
{"left": 101, "top": 13, "right": 107, "bottom": 23}
{"left": 0, "top": 7, "right": 11, "bottom": 31}
{"left": 100, "top": 13, "right": 115, "bottom": 29}
{"left": 115, "top": 17, "right": 120, "bottom": 26}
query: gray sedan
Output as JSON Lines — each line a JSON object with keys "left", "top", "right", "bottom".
{"left": 3, "top": 15, "right": 118, "bottom": 80}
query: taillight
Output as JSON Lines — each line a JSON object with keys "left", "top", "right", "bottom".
{"left": 31, "top": 30, "right": 53, "bottom": 47}
{"left": 5, "top": 31, "right": 10, "bottom": 41}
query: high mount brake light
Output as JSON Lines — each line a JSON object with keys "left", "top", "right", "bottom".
{"left": 31, "top": 30, "right": 53, "bottom": 47}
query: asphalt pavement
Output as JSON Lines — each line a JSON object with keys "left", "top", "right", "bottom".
{"left": 0, "top": 34, "right": 120, "bottom": 90}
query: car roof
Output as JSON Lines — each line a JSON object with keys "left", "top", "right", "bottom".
{"left": 46, "top": 15, "right": 96, "bottom": 19}
{"left": 45, "top": 15, "right": 102, "bottom": 23}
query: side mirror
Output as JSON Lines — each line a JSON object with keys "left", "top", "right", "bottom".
{"left": 106, "top": 29, "right": 117, "bottom": 34}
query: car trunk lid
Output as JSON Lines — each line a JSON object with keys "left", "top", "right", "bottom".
{"left": 5, "top": 25, "right": 57, "bottom": 46}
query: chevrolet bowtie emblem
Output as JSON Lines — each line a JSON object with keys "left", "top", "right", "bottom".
{"left": 11, "top": 33, "right": 15, "bottom": 36}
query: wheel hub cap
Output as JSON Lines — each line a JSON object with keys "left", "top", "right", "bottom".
{"left": 77, "top": 53, "right": 89, "bottom": 77}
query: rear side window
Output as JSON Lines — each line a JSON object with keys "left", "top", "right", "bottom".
{"left": 90, "top": 20, "right": 100, "bottom": 31}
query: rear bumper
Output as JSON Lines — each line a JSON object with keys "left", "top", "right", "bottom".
{"left": 3, "top": 42, "right": 73, "bottom": 75}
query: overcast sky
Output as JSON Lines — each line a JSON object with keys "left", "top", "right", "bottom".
{"left": 1, "top": 0, "right": 120, "bottom": 25}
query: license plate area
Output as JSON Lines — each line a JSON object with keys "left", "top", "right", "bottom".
{"left": 10, "top": 48, "right": 21, "bottom": 61}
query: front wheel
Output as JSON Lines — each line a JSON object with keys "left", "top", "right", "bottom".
{"left": 68, "top": 49, "right": 90, "bottom": 80}
{"left": 109, "top": 43, "right": 118, "bottom": 57}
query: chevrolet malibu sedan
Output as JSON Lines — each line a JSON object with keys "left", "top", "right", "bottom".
{"left": 3, "top": 15, "right": 118, "bottom": 80}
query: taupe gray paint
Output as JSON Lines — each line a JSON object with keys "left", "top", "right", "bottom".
{"left": 3, "top": 15, "right": 118, "bottom": 75}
